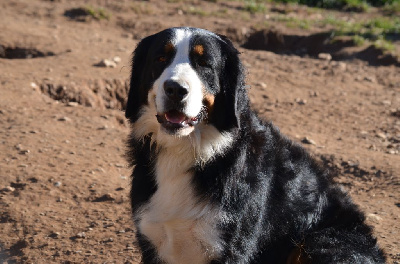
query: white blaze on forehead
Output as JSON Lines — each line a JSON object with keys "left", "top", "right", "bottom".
{"left": 154, "top": 28, "right": 204, "bottom": 118}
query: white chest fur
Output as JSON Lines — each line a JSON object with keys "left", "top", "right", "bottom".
{"left": 138, "top": 144, "right": 223, "bottom": 264}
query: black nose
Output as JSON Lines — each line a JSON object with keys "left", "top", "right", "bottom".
{"left": 163, "top": 80, "right": 189, "bottom": 101}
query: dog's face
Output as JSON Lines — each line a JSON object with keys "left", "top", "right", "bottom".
{"left": 126, "top": 27, "right": 244, "bottom": 137}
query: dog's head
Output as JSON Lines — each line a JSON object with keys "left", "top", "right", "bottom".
{"left": 126, "top": 27, "right": 246, "bottom": 137}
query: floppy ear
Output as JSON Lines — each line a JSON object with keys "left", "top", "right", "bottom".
{"left": 125, "top": 35, "right": 156, "bottom": 121}
{"left": 212, "top": 34, "right": 247, "bottom": 131}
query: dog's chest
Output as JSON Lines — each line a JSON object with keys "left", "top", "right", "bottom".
{"left": 138, "top": 148, "right": 222, "bottom": 264}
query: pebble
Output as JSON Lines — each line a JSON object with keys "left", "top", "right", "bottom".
{"left": 364, "top": 76, "right": 376, "bottom": 83}
{"left": 1, "top": 186, "right": 15, "bottom": 192}
{"left": 258, "top": 82, "right": 267, "bottom": 89}
{"left": 104, "top": 237, "right": 114, "bottom": 243}
{"left": 295, "top": 98, "right": 307, "bottom": 105}
{"left": 76, "top": 232, "right": 86, "bottom": 239}
{"left": 113, "top": 56, "right": 121, "bottom": 63}
{"left": 54, "top": 182, "right": 62, "bottom": 187}
{"left": 376, "top": 132, "right": 387, "bottom": 140}
{"left": 318, "top": 53, "right": 332, "bottom": 61}
{"left": 366, "top": 213, "right": 382, "bottom": 223}
{"left": 301, "top": 137, "right": 316, "bottom": 145}
{"left": 49, "top": 232, "right": 60, "bottom": 238}
{"left": 67, "top": 102, "right": 79, "bottom": 107}
{"left": 95, "top": 59, "right": 117, "bottom": 68}
{"left": 58, "top": 116, "right": 71, "bottom": 122}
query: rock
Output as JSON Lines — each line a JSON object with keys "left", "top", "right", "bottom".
{"left": 54, "top": 182, "right": 62, "bottom": 187}
{"left": 334, "top": 62, "right": 347, "bottom": 71}
{"left": 301, "top": 137, "right": 316, "bottom": 145}
{"left": 103, "top": 237, "right": 114, "bottom": 243}
{"left": 92, "top": 193, "right": 115, "bottom": 202}
{"left": 376, "top": 132, "right": 387, "bottom": 140}
{"left": 67, "top": 102, "right": 79, "bottom": 107}
{"left": 76, "top": 232, "right": 86, "bottom": 238}
{"left": 95, "top": 59, "right": 117, "bottom": 68}
{"left": 49, "top": 232, "right": 60, "bottom": 239}
{"left": 295, "top": 98, "right": 307, "bottom": 105}
{"left": 364, "top": 76, "right": 376, "bottom": 83}
{"left": 258, "top": 82, "right": 267, "bottom": 89}
{"left": 57, "top": 116, "right": 71, "bottom": 122}
{"left": 1, "top": 186, "right": 16, "bottom": 192}
{"left": 113, "top": 56, "right": 121, "bottom": 63}
{"left": 367, "top": 213, "right": 382, "bottom": 223}
{"left": 318, "top": 53, "right": 332, "bottom": 61}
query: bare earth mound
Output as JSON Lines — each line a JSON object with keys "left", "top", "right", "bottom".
{"left": 0, "top": 0, "right": 399, "bottom": 263}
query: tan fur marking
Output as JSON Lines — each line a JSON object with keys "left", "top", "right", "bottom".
{"left": 164, "top": 42, "right": 175, "bottom": 53}
{"left": 203, "top": 93, "right": 215, "bottom": 118}
{"left": 193, "top": 44, "right": 204, "bottom": 56}
{"left": 286, "top": 246, "right": 311, "bottom": 264}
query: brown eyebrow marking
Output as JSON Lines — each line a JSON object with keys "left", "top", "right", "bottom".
{"left": 164, "top": 42, "right": 175, "bottom": 53}
{"left": 193, "top": 44, "right": 204, "bottom": 56}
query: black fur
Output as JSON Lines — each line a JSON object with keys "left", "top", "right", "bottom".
{"left": 126, "top": 28, "right": 386, "bottom": 264}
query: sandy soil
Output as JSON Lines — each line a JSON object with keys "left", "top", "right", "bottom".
{"left": 0, "top": 0, "right": 399, "bottom": 263}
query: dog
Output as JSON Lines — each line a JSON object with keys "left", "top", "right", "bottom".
{"left": 125, "top": 27, "right": 386, "bottom": 264}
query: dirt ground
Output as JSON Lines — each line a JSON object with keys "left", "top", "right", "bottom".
{"left": 0, "top": 0, "right": 399, "bottom": 263}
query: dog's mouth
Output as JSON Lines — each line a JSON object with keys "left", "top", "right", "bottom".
{"left": 156, "top": 110, "right": 204, "bottom": 132}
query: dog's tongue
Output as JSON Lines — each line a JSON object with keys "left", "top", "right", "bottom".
{"left": 165, "top": 110, "right": 186, "bottom": 124}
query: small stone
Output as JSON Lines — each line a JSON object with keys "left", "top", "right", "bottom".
{"left": 56, "top": 197, "right": 63, "bottom": 202}
{"left": 49, "top": 232, "right": 60, "bottom": 238}
{"left": 376, "top": 132, "right": 387, "bottom": 140}
{"left": 104, "top": 237, "right": 114, "bottom": 243}
{"left": 367, "top": 213, "right": 382, "bottom": 223}
{"left": 336, "top": 62, "right": 347, "bottom": 70}
{"left": 368, "top": 144, "right": 377, "bottom": 151}
{"left": 93, "top": 193, "right": 115, "bottom": 202}
{"left": 113, "top": 56, "right": 121, "bottom": 63}
{"left": 295, "top": 98, "right": 307, "bottom": 105}
{"left": 387, "top": 149, "right": 397, "bottom": 155}
{"left": 318, "top": 53, "right": 332, "bottom": 61}
{"left": 19, "top": 149, "right": 30, "bottom": 155}
{"left": 95, "top": 59, "right": 117, "bottom": 68}
{"left": 58, "top": 116, "right": 71, "bottom": 122}
{"left": 67, "top": 102, "right": 79, "bottom": 107}
{"left": 54, "top": 182, "right": 62, "bottom": 187}
{"left": 177, "top": 9, "right": 183, "bottom": 15}
{"left": 364, "top": 76, "right": 376, "bottom": 83}
{"left": 1, "top": 186, "right": 15, "bottom": 192}
{"left": 258, "top": 82, "right": 267, "bottom": 89}
{"left": 76, "top": 232, "right": 86, "bottom": 238}
{"left": 381, "top": 100, "right": 391, "bottom": 106}
{"left": 301, "top": 137, "right": 316, "bottom": 145}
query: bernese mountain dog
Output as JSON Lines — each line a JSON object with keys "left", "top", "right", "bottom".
{"left": 125, "top": 27, "right": 386, "bottom": 264}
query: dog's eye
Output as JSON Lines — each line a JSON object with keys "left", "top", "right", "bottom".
{"left": 157, "top": 56, "right": 167, "bottom": 63}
